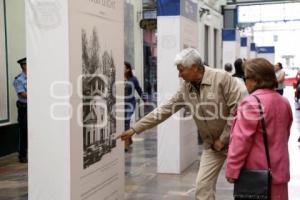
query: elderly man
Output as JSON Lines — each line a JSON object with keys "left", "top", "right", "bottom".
{"left": 118, "top": 48, "right": 242, "bottom": 200}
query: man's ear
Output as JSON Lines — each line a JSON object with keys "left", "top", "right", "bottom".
{"left": 191, "top": 64, "right": 199, "bottom": 72}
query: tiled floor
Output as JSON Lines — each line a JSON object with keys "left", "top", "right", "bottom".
{"left": 0, "top": 154, "right": 27, "bottom": 200}
{"left": 1, "top": 87, "right": 300, "bottom": 200}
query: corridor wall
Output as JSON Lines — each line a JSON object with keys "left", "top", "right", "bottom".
{"left": 0, "top": 0, "right": 26, "bottom": 156}
{"left": 198, "top": 1, "right": 223, "bottom": 68}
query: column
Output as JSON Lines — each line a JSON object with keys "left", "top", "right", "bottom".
{"left": 156, "top": 0, "right": 198, "bottom": 174}
{"left": 26, "top": 0, "right": 124, "bottom": 199}
{"left": 222, "top": 28, "right": 240, "bottom": 68}
{"left": 249, "top": 42, "right": 257, "bottom": 59}
{"left": 240, "top": 36, "right": 250, "bottom": 60}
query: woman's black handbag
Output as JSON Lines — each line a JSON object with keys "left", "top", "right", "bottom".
{"left": 233, "top": 95, "right": 272, "bottom": 200}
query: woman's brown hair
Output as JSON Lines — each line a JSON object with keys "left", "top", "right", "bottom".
{"left": 243, "top": 58, "right": 278, "bottom": 91}
{"left": 124, "top": 61, "right": 133, "bottom": 78}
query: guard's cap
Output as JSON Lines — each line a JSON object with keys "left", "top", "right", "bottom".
{"left": 17, "top": 57, "right": 26, "bottom": 65}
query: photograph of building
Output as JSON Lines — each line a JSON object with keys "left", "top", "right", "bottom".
{"left": 81, "top": 27, "right": 116, "bottom": 169}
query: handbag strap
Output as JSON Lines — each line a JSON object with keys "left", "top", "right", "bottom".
{"left": 252, "top": 95, "right": 272, "bottom": 171}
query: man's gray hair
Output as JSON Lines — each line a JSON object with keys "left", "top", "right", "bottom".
{"left": 174, "top": 48, "right": 203, "bottom": 68}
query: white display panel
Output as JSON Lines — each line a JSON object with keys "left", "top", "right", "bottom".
{"left": 240, "top": 37, "right": 250, "bottom": 60}
{"left": 74, "top": 1, "right": 124, "bottom": 199}
{"left": 0, "top": 0, "right": 8, "bottom": 122}
{"left": 250, "top": 43, "right": 257, "bottom": 59}
{"left": 26, "top": 0, "right": 124, "bottom": 199}
{"left": 222, "top": 43, "right": 240, "bottom": 67}
{"left": 249, "top": 50, "right": 257, "bottom": 59}
{"left": 179, "top": 15, "right": 198, "bottom": 172}
{"left": 157, "top": 15, "right": 182, "bottom": 174}
{"left": 222, "top": 29, "right": 240, "bottom": 68}
{"left": 156, "top": 3, "right": 198, "bottom": 173}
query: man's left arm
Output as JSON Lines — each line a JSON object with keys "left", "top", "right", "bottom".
{"left": 219, "top": 74, "right": 243, "bottom": 147}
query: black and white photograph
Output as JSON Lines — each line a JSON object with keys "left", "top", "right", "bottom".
{"left": 81, "top": 27, "right": 117, "bottom": 169}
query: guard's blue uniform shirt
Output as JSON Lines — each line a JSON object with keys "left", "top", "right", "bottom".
{"left": 13, "top": 72, "right": 27, "bottom": 103}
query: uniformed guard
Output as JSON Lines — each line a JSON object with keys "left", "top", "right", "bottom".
{"left": 13, "top": 57, "right": 27, "bottom": 163}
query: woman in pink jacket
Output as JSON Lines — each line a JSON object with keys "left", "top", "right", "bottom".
{"left": 226, "top": 58, "right": 293, "bottom": 200}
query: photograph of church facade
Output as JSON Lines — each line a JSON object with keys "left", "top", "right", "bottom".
{"left": 81, "top": 28, "right": 117, "bottom": 169}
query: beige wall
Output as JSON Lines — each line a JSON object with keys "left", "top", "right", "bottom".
{"left": 198, "top": 0, "right": 223, "bottom": 68}
{"left": 0, "top": 0, "right": 26, "bottom": 126}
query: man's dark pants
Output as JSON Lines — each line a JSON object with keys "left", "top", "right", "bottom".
{"left": 17, "top": 101, "right": 27, "bottom": 160}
